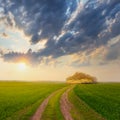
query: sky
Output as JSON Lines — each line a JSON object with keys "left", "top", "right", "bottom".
{"left": 0, "top": 0, "right": 120, "bottom": 82}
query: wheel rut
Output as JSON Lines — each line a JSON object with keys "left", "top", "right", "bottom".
{"left": 30, "top": 91, "right": 56, "bottom": 120}
{"left": 60, "top": 88, "right": 74, "bottom": 120}
{"left": 31, "top": 87, "right": 74, "bottom": 120}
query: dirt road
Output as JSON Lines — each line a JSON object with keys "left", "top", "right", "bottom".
{"left": 30, "top": 92, "right": 55, "bottom": 120}
{"left": 60, "top": 88, "right": 73, "bottom": 120}
{"left": 31, "top": 87, "right": 73, "bottom": 120}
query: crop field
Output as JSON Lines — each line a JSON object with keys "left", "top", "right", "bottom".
{"left": 74, "top": 83, "right": 120, "bottom": 120}
{"left": 0, "top": 82, "right": 119, "bottom": 120}
{"left": 0, "top": 82, "right": 67, "bottom": 120}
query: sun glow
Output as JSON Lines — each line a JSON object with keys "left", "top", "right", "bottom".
{"left": 18, "top": 62, "right": 27, "bottom": 71}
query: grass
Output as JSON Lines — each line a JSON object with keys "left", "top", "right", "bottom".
{"left": 0, "top": 81, "right": 66, "bottom": 120}
{"left": 0, "top": 82, "right": 119, "bottom": 120}
{"left": 41, "top": 87, "right": 68, "bottom": 120}
{"left": 68, "top": 88, "right": 104, "bottom": 120}
{"left": 74, "top": 83, "right": 120, "bottom": 120}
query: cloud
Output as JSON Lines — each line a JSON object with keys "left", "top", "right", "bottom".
{"left": 105, "top": 36, "right": 120, "bottom": 61}
{"left": 37, "top": 0, "right": 120, "bottom": 58}
{"left": 0, "top": 0, "right": 73, "bottom": 43}
{"left": 2, "top": 49, "right": 37, "bottom": 64}
{"left": 0, "top": 0, "right": 120, "bottom": 66}
{"left": 2, "top": 32, "right": 8, "bottom": 37}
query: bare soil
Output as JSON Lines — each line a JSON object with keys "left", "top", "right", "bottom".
{"left": 60, "top": 88, "right": 73, "bottom": 120}
{"left": 30, "top": 92, "right": 55, "bottom": 120}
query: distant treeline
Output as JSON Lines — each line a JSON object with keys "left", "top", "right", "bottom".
{"left": 66, "top": 72, "right": 97, "bottom": 84}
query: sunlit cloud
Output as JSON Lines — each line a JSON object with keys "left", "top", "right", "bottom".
{"left": 0, "top": 0, "right": 120, "bottom": 81}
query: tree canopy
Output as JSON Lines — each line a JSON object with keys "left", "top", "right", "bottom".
{"left": 66, "top": 72, "right": 97, "bottom": 84}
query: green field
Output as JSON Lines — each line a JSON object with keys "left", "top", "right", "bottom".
{"left": 68, "top": 89, "right": 105, "bottom": 120}
{"left": 0, "top": 82, "right": 67, "bottom": 120}
{"left": 74, "top": 83, "right": 120, "bottom": 120}
{"left": 0, "top": 82, "right": 119, "bottom": 120}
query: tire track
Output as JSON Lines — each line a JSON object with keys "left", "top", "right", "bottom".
{"left": 30, "top": 91, "right": 56, "bottom": 120}
{"left": 60, "top": 88, "right": 74, "bottom": 120}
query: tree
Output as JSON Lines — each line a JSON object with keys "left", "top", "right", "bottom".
{"left": 66, "top": 72, "right": 97, "bottom": 84}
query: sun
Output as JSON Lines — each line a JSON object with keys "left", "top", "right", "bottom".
{"left": 18, "top": 62, "right": 27, "bottom": 71}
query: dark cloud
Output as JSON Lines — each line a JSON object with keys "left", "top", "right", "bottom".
{"left": 105, "top": 40, "right": 120, "bottom": 61}
{"left": 37, "top": 0, "right": 120, "bottom": 59}
{"left": 0, "top": 0, "right": 120, "bottom": 65}
{"left": 0, "top": 0, "right": 77, "bottom": 44}
{"left": 0, "top": 49, "right": 3, "bottom": 56}
{"left": 2, "top": 49, "right": 40, "bottom": 65}
{"left": 2, "top": 32, "right": 8, "bottom": 37}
